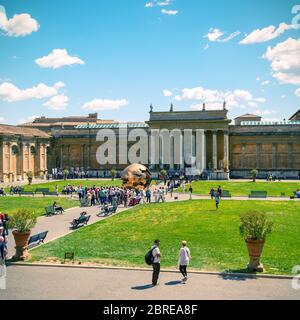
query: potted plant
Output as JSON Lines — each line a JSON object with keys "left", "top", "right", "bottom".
{"left": 26, "top": 171, "right": 33, "bottom": 185}
{"left": 8, "top": 209, "right": 38, "bottom": 261}
{"left": 250, "top": 169, "right": 258, "bottom": 182}
{"left": 110, "top": 168, "right": 117, "bottom": 181}
{"left": 240, "top": 211, "right": 273, "bottom": 272}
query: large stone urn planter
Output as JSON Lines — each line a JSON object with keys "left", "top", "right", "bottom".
{"left": 245, "top": 239, "right": 265, "bottom": 272}
{"left": 12, "top": 230, "right": 31, "bottom": 261}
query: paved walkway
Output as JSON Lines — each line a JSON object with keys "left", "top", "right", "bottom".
{"left": 1, "top": 265, "right": 299, "bottom": 300}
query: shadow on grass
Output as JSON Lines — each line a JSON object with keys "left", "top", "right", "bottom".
{"left": 165, "top": 280, "right": 182, "bottom": 286}
{"left": 131, "top": 284, "right": 154, "bottom": 290}
{"left": 219, "top": 269, "right": 258, "bottom": 281}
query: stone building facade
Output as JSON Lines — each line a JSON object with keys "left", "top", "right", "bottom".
{"left": 0, "top": 125, "right": 50, "bottom": 183}
{"left": 1, "top": 108, "right": 300, "bottom": 182}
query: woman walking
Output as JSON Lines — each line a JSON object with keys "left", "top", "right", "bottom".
{"left": 178, "top": 240, "right": 191, "bottom": 283}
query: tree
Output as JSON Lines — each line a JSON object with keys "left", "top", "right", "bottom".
{"left": 251, "top": 169, "right": 258, "bottom": 182}
{"left": 111, "top": 169, "right": 117, "bottom": 181}
{"left": 26, "top": 171, "right": 33, "bottom": 185}
{"left": 63, "top": 169, "right": 69, "bottom": 181}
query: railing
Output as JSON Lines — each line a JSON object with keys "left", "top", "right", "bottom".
{"left": 240, "top": 121, "right": 300, "bottom": 126}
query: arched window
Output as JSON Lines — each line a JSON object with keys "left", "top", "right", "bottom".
{"left": 11, "top": 145, "right": 19, "bottom": 155}
{"left": 30, "top": 146, "right": 36, "bottom": 155}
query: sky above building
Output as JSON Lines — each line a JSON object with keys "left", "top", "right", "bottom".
{"left": 0, "top": 0, "right": 300, "bottom": 124}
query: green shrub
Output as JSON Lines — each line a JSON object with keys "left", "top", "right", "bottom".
{"left": 8, "top": 209, "right": 38, "bottom": 233}
{"left": 240, "top": 211, "right": 273, "bottom": 241}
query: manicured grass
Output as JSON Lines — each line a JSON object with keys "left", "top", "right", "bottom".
{"left": 182, "top": 181, "right": 300, "bottom": 197}
{"left": 30, "top": 200, "right": 300, "bottom": 275}
{"left": 6, "top": 179, "right": 122, "bottom": 193}
{"left": 0, "top": 197, "right": 79, "bottom": 216}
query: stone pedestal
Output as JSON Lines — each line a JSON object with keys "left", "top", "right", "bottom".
{"left": 248, "top": 256, "right": 264, "bottom": 272}
{"left": 12, "top": 246, "right": 31, "bottom": 261}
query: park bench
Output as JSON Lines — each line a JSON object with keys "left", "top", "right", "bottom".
{"left": 19, "top": 191, "right": 35, "bottom": 196}
{"left": 28, "top": 231, "right": 48, "bottom": 247}
{"left": 35, "top": 188, "right": 50, "bottom": 194}
{"left": 221, "top": 190, "right": 232, "bottom": 198}
{"left": 42, "top": 191, "right": 59, "bottom": 197}
{"left": 45, "top": 206, "right": 56, "bottom": 216}
{"left": 70, "top": 215, "right": 91, "bottom": 229}
{"left": 249, "top": 191, "right": 267, "bottom": 199}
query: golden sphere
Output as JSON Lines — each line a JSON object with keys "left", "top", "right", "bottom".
{"left": 121, "top": 164, "right": 152, "bottom": 189}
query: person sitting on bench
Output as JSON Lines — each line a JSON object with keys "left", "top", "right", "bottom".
{"left": 52, "top": 201, "right": 64, "bottom": 214}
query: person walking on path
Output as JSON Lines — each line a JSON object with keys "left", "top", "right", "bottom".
{"left": 210, "top": 188, "right": 215, "bottom": 199}
{"left": 178, "top": 240, "right": 191, "bottom": 284}
{"left": 146, "top": 188, "right": 151, "bottom": 203}
{"left": 188, "top": 185, "right": 193, "bottom": 200}
{"left": 215, "top": 193, "right": 221, "bottom": 209}
{"left": 151, "top": 239, "right": 161, "bottom": 286}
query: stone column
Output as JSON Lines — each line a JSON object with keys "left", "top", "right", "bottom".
{"left": 256, "top": 143, "right": 261, "bottom": 169}
{"left": 212, "top": 130, "right": 218, "bottom": 171}
{"left": 88, "top": 144, "right": 91, "bottom": 169}
{"left": 223, "top": 131, "right": 229, "bottom": 172}
{"left": 196, "top": 129, "right": 206, "bottom": 172}
{"left": 81, "top": 145, "right": 85, "bottom": 169}
{"left": 8, "top": 143, "right": 13, "bottom": 182}
{"left": 20, "top": 142, "right": 26, "bottom": 180}
{"left": 180, "top": 130, "right": 184, "bottom": 170}
{"left": 60, "top": 145, "right": 64, "bottom": 169}
{"left": 68, "top": 145, "right": 71, "bottom": 169}
{"left": 272, "top": 143, "right": 277, "bottom": 169}
{"left": 241, "top": 143, "right": 247, "bottom": 168}
{"left": 288, "top": 143, "right": 293, "bottom": 169}
{"left": 170, "top": 135, "right": 174, "bottom": 170}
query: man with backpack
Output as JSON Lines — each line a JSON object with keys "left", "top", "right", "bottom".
{"left": 145, "top": 239, "right": 161, "bottom": 286}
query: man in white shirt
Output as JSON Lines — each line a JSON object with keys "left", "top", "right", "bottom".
{"left": 151, "top": 239, "right": 161, "bottom": 286}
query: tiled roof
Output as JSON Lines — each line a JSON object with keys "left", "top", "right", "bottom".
{"left": 0, "top": 124, "right": 50, "bottom": 138}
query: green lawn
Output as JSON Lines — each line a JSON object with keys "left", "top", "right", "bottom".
{"left": 6, "top": 179, "right": 122, "bottom": 193}
{"left": 30, "top": 200, "right": 300, "bottom": 275}
{"left": 182, "top": 181, "right": 300, "bottom": 197}
{"left": 0, "top": 197, "right": 79, "bottom": 216}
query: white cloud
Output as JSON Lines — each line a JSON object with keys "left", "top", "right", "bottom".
{"left": 0, "top": 5, "right": 39, "bottom": 37}
{"left": 146, "top": 0, "right": 173, "bottom": 7}
{"left": 174, "top": 86, "right": 266, "bottom": 110}
{"left": 204, "top": 28, "right": 240, "bottom": 42}
{"left": 43, "top": 94, "right": 69, "bottom": 110}
{"left": 263, "top": 38, "right": 300, "bottom": 85}
{"left": 281, "top": 95, "right": 286, "bottom": 99}
{"left": 261, "top": 80, "right": 270, "bottom": 86}
{"left": 82, "top": 99, "right": 129, "bottom": 111}
{"left": 18, "top": 115, "right": 38, "bottom": 124}
{"left": 295, "top": 88, "right": 300, "bottom": 97}
{"left": 254, "top": 109, "right": 277, "bottom": 116}
{"left": 0, "top": 81, "right": 64, "bottom": 102}
{"left": 163, "top": 89, "right": 173, "bottom": 97}
{"left": 0, "top": 116, "right": 5, "bottom": 122}
{"left": 35, "top": 49, "right": 85, "bottom": 69}
{"left": 161, "top": 9, "right": 178, "bottom": 15}
{"left": 240, "top": 23, "right": 296, "bottom": 45}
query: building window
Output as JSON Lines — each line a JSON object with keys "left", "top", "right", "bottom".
{"left": 30, "top": 146, "right": 36, "bottom": 155}
{"left": 12, "top": 145, "right": 19, "bottom": 155}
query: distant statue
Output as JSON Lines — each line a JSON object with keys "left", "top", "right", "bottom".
{"left": 202, "top": 103, "right": 206, "bottom": 111}
{"left": 170, "top": 103, "right": 173, "bottom": 112}
{"left": 149, "top": 104, "right": 153, "bottom": 113}
{"left": 223, "top": 101, "right": 227, "bottom": 110}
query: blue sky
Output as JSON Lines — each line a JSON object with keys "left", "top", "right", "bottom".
{"left": 0, "top": 0, "right": 300, "bottom": 124}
